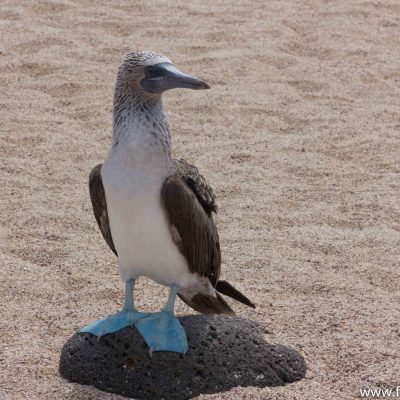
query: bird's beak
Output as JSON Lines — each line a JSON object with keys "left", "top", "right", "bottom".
{"left": 140, "top": 62, "right": 210, "bottom": 94}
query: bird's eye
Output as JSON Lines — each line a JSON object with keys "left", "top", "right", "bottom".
{"left": 146, "top": 66, "right": 155, "bottom": 75}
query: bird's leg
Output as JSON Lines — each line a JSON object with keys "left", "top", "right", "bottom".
{"left": 134, "top": 283, "right": 188, "bottom": 354}
{"left": 123, "top": 279, "right": 136, "bottom": 311}
{"left": 162, "top": 284, "right": 178, "bottom": 313}
{"left": 79, "top": 278, "right": 148, "bottom": 337}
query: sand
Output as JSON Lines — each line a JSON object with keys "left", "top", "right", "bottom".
{"left": 1, "top": 0, "right": 399, "bottom": 399}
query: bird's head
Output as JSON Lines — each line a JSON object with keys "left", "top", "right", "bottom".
{"left": 116, "top": 50, "right": 210, "bottom": 101}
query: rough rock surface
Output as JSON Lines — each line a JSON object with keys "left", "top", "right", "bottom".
{"left": 60, "top": 315, "right": 306, "bottom": 399}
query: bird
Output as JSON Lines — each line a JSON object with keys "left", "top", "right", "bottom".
{"left": 80, "top": 50, "right": 255, "bottom": 354}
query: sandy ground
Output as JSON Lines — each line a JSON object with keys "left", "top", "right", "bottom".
{"left": 1, "top": 0, "right": 399, "bottom": 399}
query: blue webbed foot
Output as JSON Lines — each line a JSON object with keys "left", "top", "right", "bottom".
{"left": 135, "top": 310, "right": 188, "bottom": 354}
{"left": 79, "top": 309, "right": 150, "bottom": 337}
{"left": 79, "top": 281, "right": 188, "bottom": 354}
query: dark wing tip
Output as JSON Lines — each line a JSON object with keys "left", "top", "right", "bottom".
{"left": 216, "top": 280, "right": 256, "bottom": 309}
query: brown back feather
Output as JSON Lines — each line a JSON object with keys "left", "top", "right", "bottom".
{"left": 172, "top": 159, "right": 217, "bottom": 215}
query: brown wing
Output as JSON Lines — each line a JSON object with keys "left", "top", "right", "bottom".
{"left": 162, "top": 168, "right": 255, "bottom": 310}
{"left": 161, "top": 173, "right": 220, "bottom": 286}
{"left": 89, "top": 164, "right": 117, "bottom": 256}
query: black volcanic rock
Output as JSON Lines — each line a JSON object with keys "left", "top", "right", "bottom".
{"left": 60, "top": 315, "right": 306, "bottom": 399}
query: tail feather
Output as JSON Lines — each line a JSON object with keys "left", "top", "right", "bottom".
{"left": 215, "top": 280, "right": 256, "bottom": 309}
{"left": 178, "top": 292, "right": 235, "bottom": 315}
{"left": 178, "top": 279, "right": 255, "bottom": 314}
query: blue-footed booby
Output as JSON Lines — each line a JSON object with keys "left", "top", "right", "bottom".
{"left": 80, "top": 50, "right": 255, "bottom": 354}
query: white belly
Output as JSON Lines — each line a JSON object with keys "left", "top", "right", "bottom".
{"left": 101, "top": 156, "right": 198, "bottom": 289}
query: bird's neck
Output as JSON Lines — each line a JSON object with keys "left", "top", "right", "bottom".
{"left": 112, "top": 89, "right": 172, "bottom": 164}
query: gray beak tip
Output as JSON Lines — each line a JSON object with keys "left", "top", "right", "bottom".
{"left": 202, "top": 82, "right": 211, "bottom": 90}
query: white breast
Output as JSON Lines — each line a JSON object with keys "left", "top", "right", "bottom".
{"left": 101, "top": 120, "right": 198, "bottom": 289}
